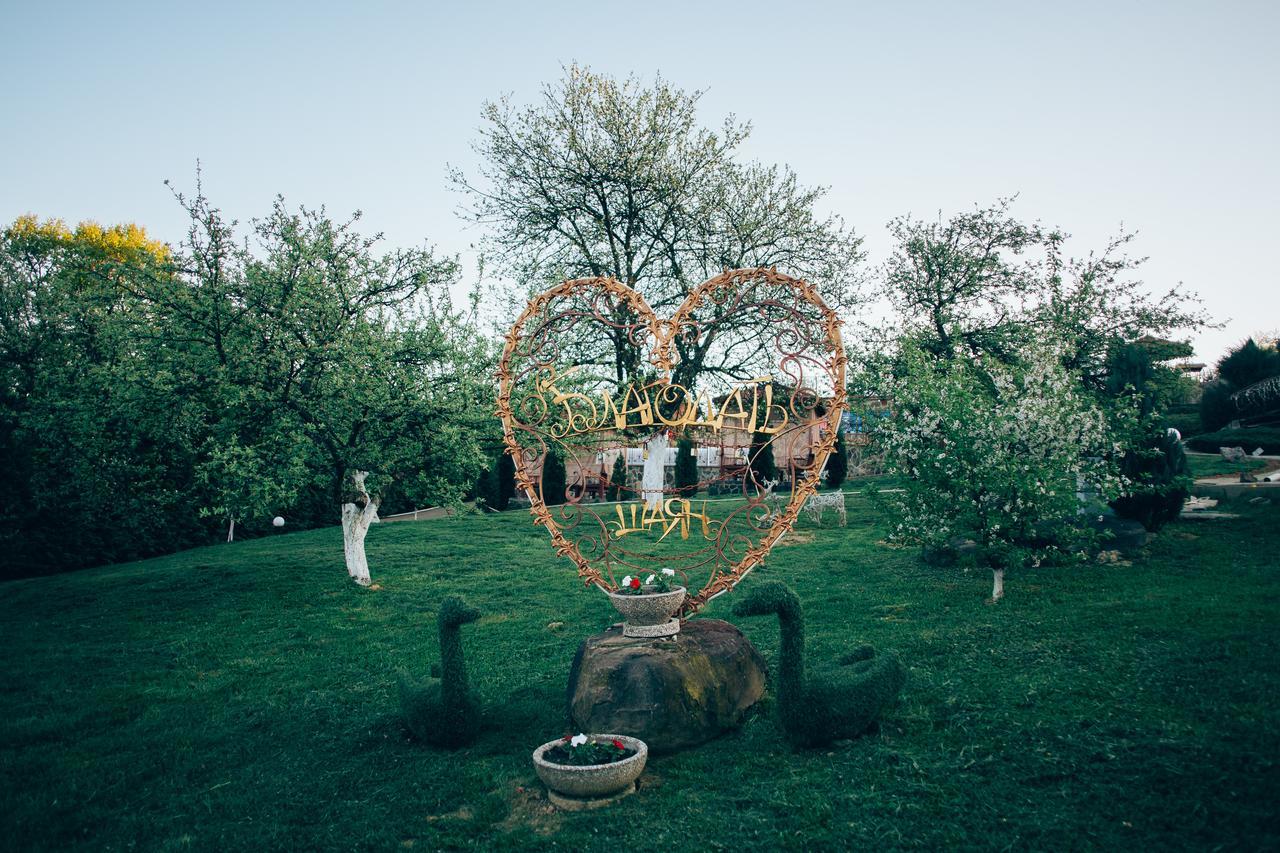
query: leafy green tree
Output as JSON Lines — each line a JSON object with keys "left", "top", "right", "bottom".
{"left": 0, "top": 215, "right": 206, "bottom": 578}
{"left": 195, "top": 433, "right": 307, "bottom": 541}
{"left": 824, "top": 430, "right": 848, "bottom": 489}
{"left": 606, "top": 452, "right": 628, "bottom": 502}
{"left": 159, "top": 188, "right": 493, "bottom": 585}
{"left": 879, "top": 198, "right": 1046, "bottom": 364}
{"left": 0, "top": 191, "right": 494, "bottom": 583}
{"left": 1106, "top": 344, "right": 1157, "bottom": 418}
{"left": 872, "top": 198, "right": 1209, "bottom": 390}
{"left": 674, "top": 436, "right": 699, "bottom": 496}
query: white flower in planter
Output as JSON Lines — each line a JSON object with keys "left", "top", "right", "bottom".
{"left": 645, "top": 574, "right": 656, "bottom": 584}
{"left": 621, "top": 575, "right": 633, "bottom": 587}
{"left": 661, "top": 568, "right": 675, "bottom": 577}
{"left": 570, "top": 734, "right": 588, "bottom": 747}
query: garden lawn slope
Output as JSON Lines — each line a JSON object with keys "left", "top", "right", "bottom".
{"left": 2, "top": 499, "right": 1278, "bottom": 850}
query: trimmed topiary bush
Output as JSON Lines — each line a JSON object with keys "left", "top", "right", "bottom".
{"left": 749, "top": 431, "right": 777, "bottom": 485}
{"left": 541, "top": 449, "right": 567, "bottom": 506}
{"left": 732, "top": 580, "right": 905, "bottom": 748}
{"left": 674, "top": 436, "right": 699, "bottom": 496}
{"left": 398, "top": 595, "right": 483, "bottom": 747}
{"left": 606, "top": 453, "right": 627, "bottom": 502}
{"left": 824, "top": 430, "right": 848, "bottom": 489}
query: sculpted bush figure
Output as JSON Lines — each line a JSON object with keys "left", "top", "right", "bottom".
{"left": 733, "top": 581, "right": 904, "bottom": 748}
{"left": 399, "top": 596, "right": 483, "bottom": 747}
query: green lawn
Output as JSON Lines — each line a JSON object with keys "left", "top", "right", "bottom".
{"left": 2, "top": 496, "right": 1278, "bottom": 850}
{"left": 1185, "top": 452, "right": 1271, "bottom": 480}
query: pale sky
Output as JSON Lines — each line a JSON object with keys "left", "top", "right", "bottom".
{"left": 3, "top": 0, "right": 1277, "bottom": 363}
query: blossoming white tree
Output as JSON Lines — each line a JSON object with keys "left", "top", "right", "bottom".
{"left": 875, "top": 341, "right": 1131, "bottom": 602}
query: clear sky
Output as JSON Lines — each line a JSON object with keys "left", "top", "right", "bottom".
{"left": 3, "top": 0, "right": 1277, "bottom": 363}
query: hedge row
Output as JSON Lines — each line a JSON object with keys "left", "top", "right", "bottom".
{"left": 1187, "top": 428, "right": 1280, "bottom": 455}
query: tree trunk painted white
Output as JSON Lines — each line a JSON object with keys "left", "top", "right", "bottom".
{"left": 642, "top": 431, "right": 668, "bottom": 509}
{"left": 341, "top": 470, "right": 380, "bottom": 586}
{"left": 991, "top": 568, "right": 1005, "bottom": 603}
{"left": 226, "top": 517, "right": 235, "bottom": 543}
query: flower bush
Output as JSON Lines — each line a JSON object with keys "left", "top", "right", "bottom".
{"left": 874, "top": 341, "right": 1132, "bottom": 601}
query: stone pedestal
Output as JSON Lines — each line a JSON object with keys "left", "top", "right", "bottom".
{"left": 566, "top": 618, "right": 766, "bottom": 753}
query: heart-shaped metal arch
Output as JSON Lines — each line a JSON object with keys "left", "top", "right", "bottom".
{"left": 495, "top": 267, "right": 846, "bottom": 616}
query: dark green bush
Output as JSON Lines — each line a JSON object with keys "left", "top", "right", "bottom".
{"left": 541, "top": 449, "right": 566, "bottom": 506}
{"left": 825, "top": 430, "right": 848, "bottom": 489}
{"left": 1160, "top": 406, "right": 1202, "bottom": 439}
{"left": 1187, "top": 428, "right": 1280, "bottom": 455}
{"left": 1199, "top": 380, "right": 1238, "bottom": 433}
{"left": 496, "top": 452, "right": 516, "bottom": 510}
{"left": 1218, "top": 338, "right": 1280, "bottom": 389}
{"left": 473, "top": 460, "right": 500, "bottom": 511}
{"left": 749, "top": 431, "right": 778, "bottom": 484}
{"left": 1110, "top": 430, "right": 1191, "bottom": 532}
{"left": 472, "top": 452, "right": 516, "bottom": 512}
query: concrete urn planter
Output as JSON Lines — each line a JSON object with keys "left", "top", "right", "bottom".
{"left": 605, "top": 586, "right": 686, "bottom": 637}
{"left": 532, "top": 734, "right": 648, "bottom": 809}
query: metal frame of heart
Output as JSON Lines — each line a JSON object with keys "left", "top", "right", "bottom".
{"left": 494, "top": 267, "right": 847, "bottom": 616}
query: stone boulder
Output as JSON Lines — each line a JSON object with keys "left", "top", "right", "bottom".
{"left": 566, "top": 618, "right": 766, "bottom": 753}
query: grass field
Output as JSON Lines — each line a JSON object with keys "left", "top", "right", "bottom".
{"left": 2, "top": 494, "right": 1278, "bottom": 850}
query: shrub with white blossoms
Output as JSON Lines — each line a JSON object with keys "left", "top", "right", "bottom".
{"left": 874, "top": 341, "right": 1132, "bottom": 602}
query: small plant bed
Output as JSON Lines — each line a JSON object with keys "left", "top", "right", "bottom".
{"left": 541, "top": 734, "right": 637, "bottom": 766}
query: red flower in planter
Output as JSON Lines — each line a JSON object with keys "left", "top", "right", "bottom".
{"left": 630, "top": 576, "right": 641, "bottom": 590}
{"left": 611, "top": 739, "right": 625, "bottom": 750}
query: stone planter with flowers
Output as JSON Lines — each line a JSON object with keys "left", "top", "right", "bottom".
{"left": 532, "top": 732, "right": 648, "bottom": 809}
{"left": 605, "top": 568, "right": 686, "bottom": 637}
